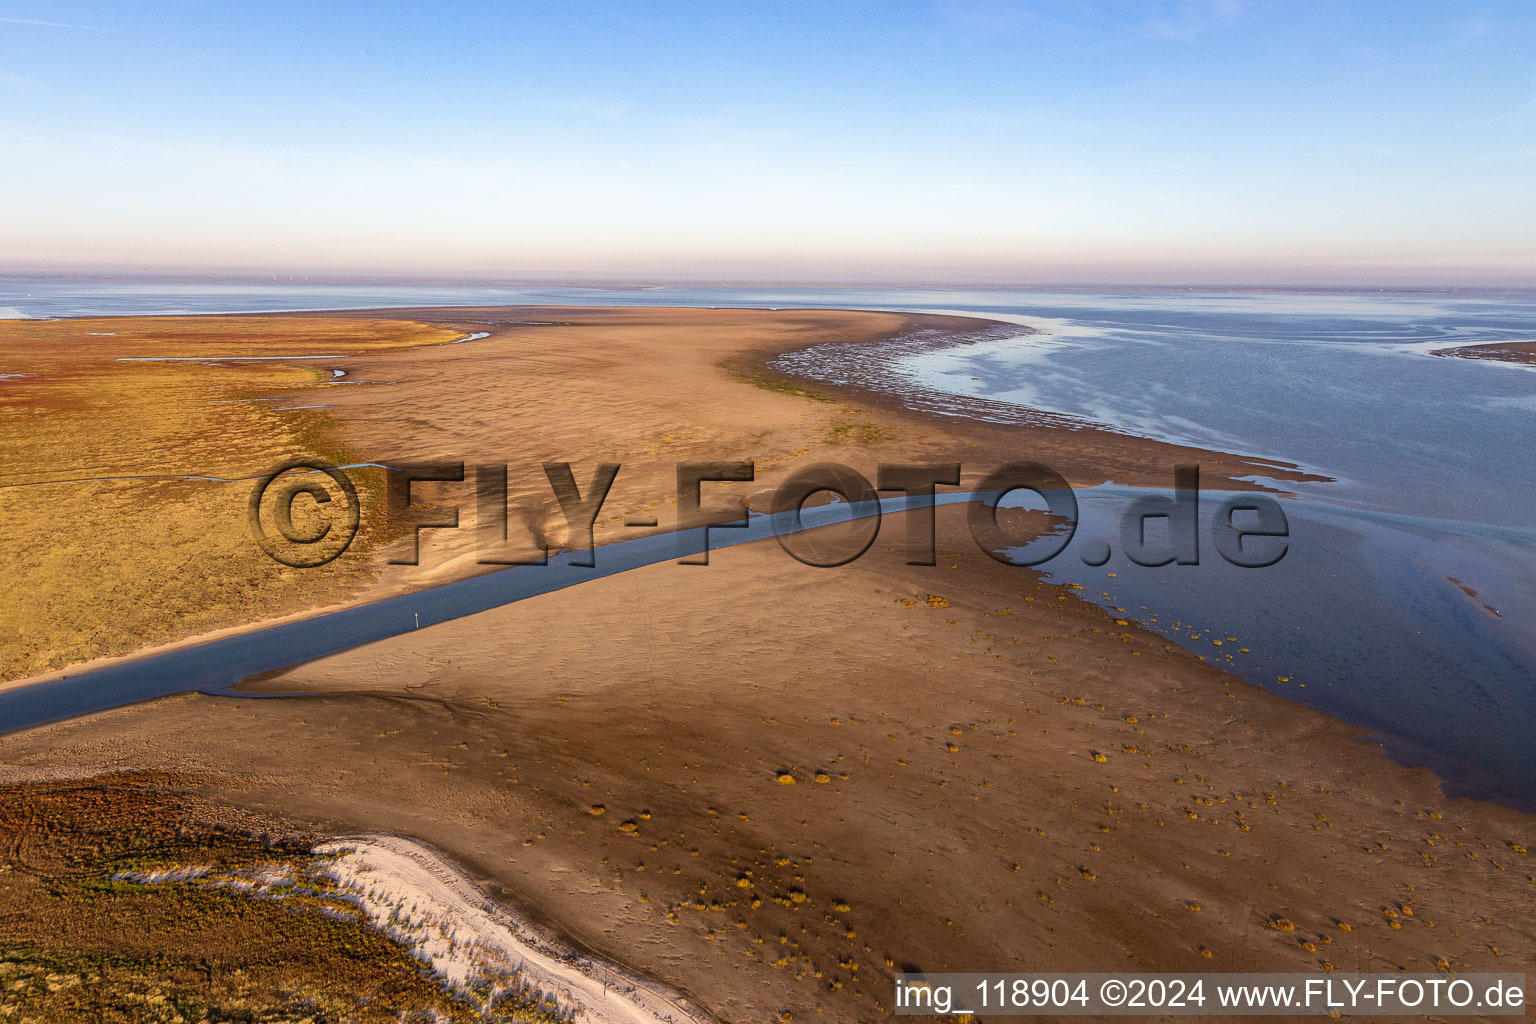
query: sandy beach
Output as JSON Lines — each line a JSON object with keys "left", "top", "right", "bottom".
{"left": 315, "top": 833, "right": 716, "bottom": 1023}
{"left": 1, "top": 307, "right": 1532, "bottom": 1021}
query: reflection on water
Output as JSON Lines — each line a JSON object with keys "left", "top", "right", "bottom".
{"left": 3, "top": 280, "right": 1534, "bottom": 806}
{"left": 896, "top": 300, "right": 1536, "bottom": 529}
{"left": 1001, "top": 487, "right": 1536, "bottom": 811}
{"left": 774, "top": 289, "right": 1536, "bottom": 807}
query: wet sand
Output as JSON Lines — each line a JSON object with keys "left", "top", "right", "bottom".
{"left": 1, "top": 307, "right": 1531, "bottom": 1021}
{"left": 1431, "top": 340, "right": 1536, "bottom": 366}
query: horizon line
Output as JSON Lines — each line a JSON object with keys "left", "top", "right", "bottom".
{"left": 3, "top": 268, "right": 1535, "bottom": 295}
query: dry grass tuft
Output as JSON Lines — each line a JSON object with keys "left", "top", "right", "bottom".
{"left": 0, "top": 316, "right": 462, "bottom": 680}
{"left": 0, "top": 773, "right": 505, "bottom": 1022}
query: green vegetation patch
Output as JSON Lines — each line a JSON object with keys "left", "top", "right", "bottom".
{"left": 0, "top": 774, "right": 565, "bottom": 1023}
{"left": 717, "top": 354, "right": 832, "bottom": 401}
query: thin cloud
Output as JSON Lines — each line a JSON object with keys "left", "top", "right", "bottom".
{"left": 0, "top": 15, "right": 104, "bottom": 30}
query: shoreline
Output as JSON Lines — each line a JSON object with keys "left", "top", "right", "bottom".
{"left": 1, "top": 303, "right": 1305, "bottom": 687}
{"left": 1, "top": 305, "right": 1526, "bottom": 804}
{"left": 7, "top": 480, "right": 1531, "bottom": 814}
{"left": 3, "top": 305, "right": 1533, "bottom": 1020}
{"left": 0, "top": 491, "right": 1014, "bottom": 732}
{"left": 716, "top": 307, "right": 1328, "bottom": 492}
{"left": 315, "top": 832, "right": 717, "bottom": 1023}
{"left": 1431, "top": 339, "right": 1536, "bottom": 367}
{"left": 767, "top": 312, "right": 1338, "bottom": 488}
{"left": 7, "top": 509, "right": 1532, "bottom": 1018}
{"left": 3, "top": 302, "right": 1320, "bottom": 704}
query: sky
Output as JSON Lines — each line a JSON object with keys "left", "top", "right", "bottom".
{"left": 1, "top": 1, "right": 1534, "bottom": 285}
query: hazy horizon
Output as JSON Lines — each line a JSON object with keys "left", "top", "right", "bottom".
{"left": 6, "top": 266, "right": 1536, "bottom": 292}
{"left": 3, "top": 1, "right": 1534, "bottom": 286}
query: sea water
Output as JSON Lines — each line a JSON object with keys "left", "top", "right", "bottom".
{"left": 2, "top": 280, "right": 1533, "bottom": 805}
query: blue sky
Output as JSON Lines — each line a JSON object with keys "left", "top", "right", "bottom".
{"left": 2, "top": 1, "right": 1534, "bottom": 284}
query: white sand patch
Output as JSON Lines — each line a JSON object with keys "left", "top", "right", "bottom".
{"left": 314, "top": 834, "right": 714, "bottom": 1024}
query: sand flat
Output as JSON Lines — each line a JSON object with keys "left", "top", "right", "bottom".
{"left": 1, "top": 306, "right": 1531, "bottom": 1021}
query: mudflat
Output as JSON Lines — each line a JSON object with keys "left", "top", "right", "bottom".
{"left": 1, "top": 307, "right": 1530, "bottom": 1022}
{"left": 1431, "top": 339, "right": 1536, "bottom": 366}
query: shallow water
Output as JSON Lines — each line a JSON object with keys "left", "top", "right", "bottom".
{"left": 772, "top": 289, "right": 1536, "bottom": 808}
{"left": 0, "top": 493, "right": 957, "bottom": 734}
{"left": 2, "top": 280, "right": 1533, "bottom": 807}
{"left": 895, "top": 296, "right": 1536, "bottom": 529}
{"left": 1000, "top": 487, "right": 1536, "bottom": 810}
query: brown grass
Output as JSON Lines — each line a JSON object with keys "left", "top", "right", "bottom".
{"left": 0, "top": 773, "right": 544, "bottom": 1023}
{"left": 0, "top": 318, "right": 461, "bottom": 681}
